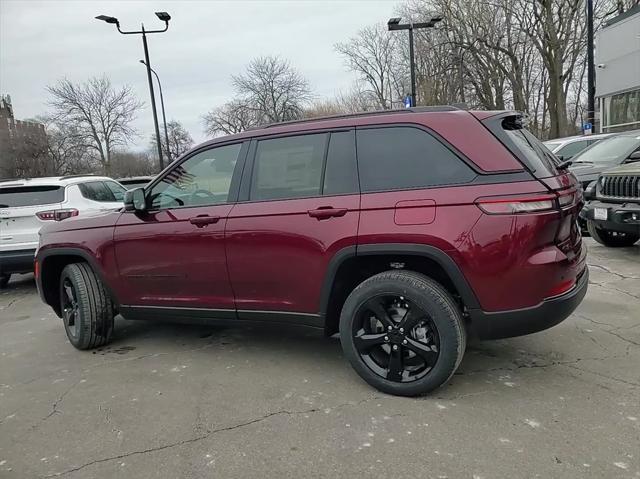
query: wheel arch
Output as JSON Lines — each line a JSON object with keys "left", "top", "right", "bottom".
{"left": 38, "top": 248, "right": 119, "bottom": 317}
{"left": 320, "top": 243, "right": 480, "bottom": 336}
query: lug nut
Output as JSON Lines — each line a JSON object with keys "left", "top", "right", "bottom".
{"left": 403, "top": 339, "right": 408, "bottom": 345}
{"left": 384, "top": 336, "right": 389, "bottom": 342}
{"left": 392, "top": 345, "right": 399, "bottom": 351}
{"left": 388, "top": 326, "right": 392, "bottom": 331}
{"left": 399, "top": 327, "right": 404, "bottom": 333}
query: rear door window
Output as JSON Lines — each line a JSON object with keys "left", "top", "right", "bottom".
{"left": 356, "top": 126, "right": 476, "bottom": 192}
{"left": 78, "top": 181, "right": 119, "bottom": 202}
{"left": 0, "top": 185, "right": 64, "bottom": 207}
{"left": 250, "top": 133, "right": 327, "bottom": 201}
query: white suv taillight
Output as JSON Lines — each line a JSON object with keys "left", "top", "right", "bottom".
{"left": 36, "top": 209, "right": 79, "bottom": 221}
{"left": 475, "top": 194, "right": 556, "bottom": 214}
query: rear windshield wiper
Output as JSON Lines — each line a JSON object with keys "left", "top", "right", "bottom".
{"left": 556, "top": 159, "right": 573, "bottom": 170}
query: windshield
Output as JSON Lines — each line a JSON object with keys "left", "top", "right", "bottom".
{"left": 572, "top": 135, "right": 640, "bottom": 165}
{"left": 544, "top": 141, "right": 561, "bottom": 151}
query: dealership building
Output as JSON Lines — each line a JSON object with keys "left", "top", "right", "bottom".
{"left": 596, "top": 3, "right": 640, "bottom": 133}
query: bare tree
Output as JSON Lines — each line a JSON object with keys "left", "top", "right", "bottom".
{"left": 110, "top": 151, "right": 157, "bottom": 178}
{"left": 232, "top": 56, "right": 312, "bottom": 123}
{"left": 46, "top": 75, "right": 143, "bottom": 175}
{"left": 151, "top": 120, "right": 194, "bottom": 161}
{"left": 335, "top": 25, "right": 406, "bottom": 109}
{"left": 202, "top": 100, "right": 260, "bottom": 137}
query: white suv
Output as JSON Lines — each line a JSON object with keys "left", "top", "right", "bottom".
{"left": 0, "top": 175, "right": 126, "bottom": 287}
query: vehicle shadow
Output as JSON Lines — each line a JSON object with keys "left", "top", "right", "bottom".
{"left": 106, "top": 316, "right": 539, "bottom": 395}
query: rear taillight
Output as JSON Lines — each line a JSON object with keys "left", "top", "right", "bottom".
{"left": 36, "top": 209, "right": 79, "bottom": 221}
{"left": 557, "top": 188, "right": 578, "bottom": 208}
{"left": 475, "top": 194, "right": 556, "bottom": 214}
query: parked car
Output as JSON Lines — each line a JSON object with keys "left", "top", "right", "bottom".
{"left": 35, "top": 107, "right": 588, "bottom": 396}
{"left": 0, "top": 175, "right": 126, "bottom": 287}
{"left": 580, "top": 161, "right": 640, "bottom": 247}
{"left": 544, "top": 132, "right": 613, "bottom": 161}
{"left": 569, "top": 130, "right": 640, "bottom": 190}
{"left": 117, "top": 176, "right": 154, "bottom": 190}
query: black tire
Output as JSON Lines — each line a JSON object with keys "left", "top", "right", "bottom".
{"left": 0, "top": 274, "right": 10, "bottom": 289}
{"left": 339, "top": 270, "right": 466, "bottom": 397}
{"left": 59, "top": 262, "right": 114, "bottom": 350}
{"left": 587, "top": 220, "right": 639, "bottom": 247}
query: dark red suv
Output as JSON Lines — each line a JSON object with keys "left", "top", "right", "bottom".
{"left": 35, "top": 107, "right": 588, "bottom": 396}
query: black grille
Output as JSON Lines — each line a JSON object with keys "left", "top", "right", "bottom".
{"left": 600, "top": 175, "right": 640, "bottom": 199}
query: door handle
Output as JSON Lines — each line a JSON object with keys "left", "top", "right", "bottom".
{"left": 189, "top": 215, "right": 221, "bottom": 227}
{"left": 307, "top": 207, "right": 348, "bottom": 220}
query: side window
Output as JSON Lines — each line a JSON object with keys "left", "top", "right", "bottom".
{"left": 250, "top": 134, "right": 326, "bottom": 201}
{"left": 557, "top": 140, "right": 590, "bottom": 159}
{"left": 78, "top": 181, "right": 117, "bottom": 202}
{"left": 104, "top": 181, "right": 126, "bottom": 201}
{"left": 148, "top": 143, "right": 241, "bottom": 209}
{"left": 356, "top": 127, "right": 475, "bottom": 192}
{"left": 323, "top": 131, "right": 358, "bottom": 196}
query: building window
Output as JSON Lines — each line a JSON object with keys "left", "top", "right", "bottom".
{"left": 603, "top": 88, "right": 640, "bottom": 132}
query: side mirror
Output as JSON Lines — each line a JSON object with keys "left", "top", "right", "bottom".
{"left": 583, "top": 180, "right": 597, "bottom": 201}
{"left": 124, "top": 188, "right": 147, "bottom": 212}
{"left": 625, "top": 150, "right": 640, "bottom": 163}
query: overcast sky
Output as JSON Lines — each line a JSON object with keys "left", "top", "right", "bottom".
{"left": 0, "top": 0, "right": 398, "bottom": 150}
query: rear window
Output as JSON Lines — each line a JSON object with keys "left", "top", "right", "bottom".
{"left": 488, "top": 116, "right": 560, "bottom": 178}
{"left": 0, "top": 185, "right": 64, "bottom": 207}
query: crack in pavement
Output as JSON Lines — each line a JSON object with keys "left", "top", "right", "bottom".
{"left": 588, "top": 280, "right": 640, "bottom": 301}
{"left": 587, "top": 263, "right": 639, "bottom": 280}
{"left": 574, "top": 313, "right": 640, "bottom": 348}
{"left": 563, "top": 363, "right": 640, "bottom": 388}
{"left": 32, "top": 379, "right": 83, "bottom": 429}
{"left": 43, "top": 395, "right": 382, "bottom": 477}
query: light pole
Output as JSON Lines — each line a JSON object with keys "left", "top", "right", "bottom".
{"left": 140, "top": 60, "right": 171, "bottom": 163}
{"left": 95, "top": 12, "right": 171, "bottom": 170}
{"left": 586, "top": 0, "right": 595, "bottom": 132}
{"left": 388, "top": 16, "right": 442, "bottom": 108}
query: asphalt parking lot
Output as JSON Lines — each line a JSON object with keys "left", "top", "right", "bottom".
{"left": 0, "top": 237, "right": 638, "bottom": 479}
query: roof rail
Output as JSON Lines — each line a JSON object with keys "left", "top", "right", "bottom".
{"left": 60, "top": 174, "right": 101, "bottom": 180}
{"left": 249, "top": 105, "right": 461, "bottom": 130}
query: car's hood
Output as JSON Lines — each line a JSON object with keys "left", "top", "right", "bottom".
{"left": 569, "top": 163, "right": 604, "bottom": 179}
{"left": 40, "top": 209, "right": 122, "bottom": 234}
{"left": 602, "top": 162, "right": 640, "bottom": 175}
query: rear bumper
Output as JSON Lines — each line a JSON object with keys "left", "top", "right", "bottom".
{"left": 580, "top": 200, "right": 640, "bottom": 235}
{"left": 0, "top": 249, "right": 36, "bottom": 275}
{"left": 468, "top": 267, "right": 589, "bottom": 339}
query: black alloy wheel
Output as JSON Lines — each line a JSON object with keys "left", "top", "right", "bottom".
{"left": 352, "top": 294, "right": 440, "bottom": 383}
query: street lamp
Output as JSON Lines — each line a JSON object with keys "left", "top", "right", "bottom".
{"left": 140, "top": 60, "right": 171, "bottom": 163}
{"left": 388, "top": 15, "right": 442, "bottom": 108}
{"left": 95, "top": 12, "right": 171, "bottom": 170}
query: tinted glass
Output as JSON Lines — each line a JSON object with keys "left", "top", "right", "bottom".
{"left": 502, "top": 124, "right": 560, "bottom": 177}
{"left": 78, "top": 181, "right": 117, "bottom": 202}
{"left": 572, "top": 135, "right": 640, "bottom": 165}
{"left": 0, "top": 185, "right": 64, "bottom": 207}
{"left": 104, "top": 181, "right": 126, "bottom": 201}
{"left": 544, "top": 141, "right": 562, "bottom": 152}
{"left": 251, "top": 134, "right": 326, "bottom": 201}
{"left": 323, "top": 131, "right": 358, "bottom": 196}
{"left": 149, "top": 143, "right": 241, "bottom": 209}
{"left": 556, "top": 140, "right": 591, "bottom": 159}
{"left": 356, "top": 127, "right": 475, "bottom": 192}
